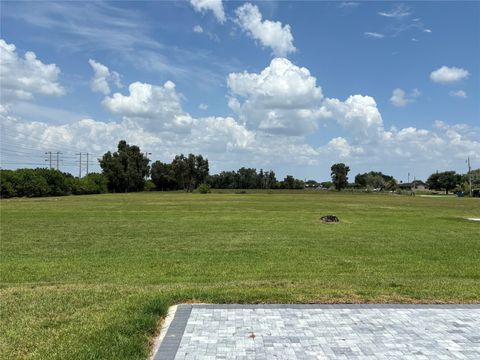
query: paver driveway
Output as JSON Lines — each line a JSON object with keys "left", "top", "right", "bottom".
{"left": 154, "top": 304, "right": 480, "bottom": 359}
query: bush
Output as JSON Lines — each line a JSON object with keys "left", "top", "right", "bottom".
{"left": 197, "top": 183, "right": 211, "bottom": 194}
{"left": 0, "top": 170, "right": 17, "bottom": 198}
{"left": 144, "top": 180, "right": 156, "bottom": 192}
{"left": 0, "top": 169, "right": 108, "bottom": 198}
{"left": 71, "top": 173, "right": 108, "bottom": 195}
{"left": 17, "top": 170, "right": 51, "bottom": 197}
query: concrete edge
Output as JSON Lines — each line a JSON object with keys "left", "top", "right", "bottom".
{"left": 152, "top": 304, "right": 192, "bottom": 360}
{"left": 191, "top": 303, "right": 480, "bottom": 309}
{"left": 149, "top": 305, "right": 177, "bottom": 360}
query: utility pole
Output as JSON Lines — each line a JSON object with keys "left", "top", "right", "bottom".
{"left": 86, "top": 153, "right": 89, "bottom": 176}
{"left": 55, "top": 151, "right": 61, "bottom": 171}
{"left": 76, "top": 152, "right": 82, "bottom": 178}
{"left": 45, "top": 151, "right": 52, "bottom": 168}
{"left": 407, "top": 172, "right": 410, "bottom": 184}
{"left": 467, "top": 157, "right": 472, "bottom": 197}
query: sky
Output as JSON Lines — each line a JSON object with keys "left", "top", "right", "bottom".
{"left": 1, "top": 1, "right": 479, "bottom": 182}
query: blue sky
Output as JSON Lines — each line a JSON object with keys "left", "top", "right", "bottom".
{"left": 1, "top": 1, "right": 478, "bottom": 181}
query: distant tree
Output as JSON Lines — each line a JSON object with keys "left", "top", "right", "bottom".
{"left": 171, "top": 154, "right": 189, "bottom": 190}
{"left": 426, "top": 171, "right": 460, "bottom": 194}
{"left": 1, "top": 168, "right": 109, "bottom": 198}
{"left": 71, "top": 173, "right": 108, "bottom": 195}
{"left": 207, "top": 168, "right": 277, "bottom": 189}
{"left": 385, "top": 178, "right": 398, "bottom": 191}
{"left": 99, "top": 140, "right": 150, "bottom": 192}
{"left": 320, "top": 181, "right": 333, "bottom": 189}
{"left": 472, "top": 169, "right": 480, "bottom": 187}
{"left": 265, "top": 170, "right": 277, "bottom": 189}
{"left": 305, "top": 179, "right": 319, "bottom": 188}
{"left": 151, "top": 161, "right": 176, "bottom": 190}
{"left": 426, "top": 172, "right": 440, "bottom": 191}
{"left": 237, "top": 167, "right": 258, "bottom": 189}
{"left": 258, "top": 169, "right": 265, "bottom": 189}
{"left": 367, "top": 174, "right": 386, "bottom": 190}
{"left": 331, "top": 163, "right": 350, "bottom": 191}
{"left": 354, "top": 173, "right": 368, "bottom": 188}
{"left": 355, "top": 171, "right": 394, "bottom": 189}
{"left": 294, "top": 179, "right": 305, "bottom": 189}
{"left": 0, "top": 170, "right": 17, "bottom": 198}
{"left": 283, "top": 175, "right": 296, "bottom": 189}
{"left": 195, "top": 155, "right": 209, "bottom": 188}
{"left": 171, "top": 153, "right": 209, "bottom": 192}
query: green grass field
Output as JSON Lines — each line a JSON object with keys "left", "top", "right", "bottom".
{"left": 1, "top": 191, "right": 479, "bottom": 359}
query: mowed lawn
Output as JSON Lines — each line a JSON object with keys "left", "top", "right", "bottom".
{"left": 1, "top": 191, "right": 479, "bottom": 359}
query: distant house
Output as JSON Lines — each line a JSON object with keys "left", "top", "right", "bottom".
{"left": 398, "top": 180, "right": 428, "bottom": 191}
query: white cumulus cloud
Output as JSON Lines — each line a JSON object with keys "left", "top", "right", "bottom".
{"left": 103, "top": 81, "right": 193, "bottom": 133}
{"left": 190, "top": 0, "right": 225, "bottom": 23}
{"left": 227, "top": 58, "right": 324, "bottom": 135}
{"left": 449, "top": 90, "right": 467, "bottom": 98}
{"left": 430, "top": 66, "right": 470, "bottom": 83}
{"left": 0, "top": 39, "right": 64, "bottom": 104}
{"left": 323, "top": 95, "right": 384, "bottom": 143}
{"left": 235, "top": 3, "right": 296, "bottom": 57}
{"left": 88, "top": 59, "right": 122, "bottom": 95}
{"left": 389, "top": 88, "right": 420, "bottom": 107}
{"left": 193, "top": 25, "right": 204, "bottom": 33}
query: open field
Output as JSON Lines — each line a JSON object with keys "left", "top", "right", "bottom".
{"left": 1, "top": 191, "right": 479, "bottom": 359}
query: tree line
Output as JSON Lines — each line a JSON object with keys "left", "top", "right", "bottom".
{"left": 1, "top": 140, "right": 478, "bottom": 198}
{"left": 0, "top": 168, "right": 107, "bottom": 198}
{"left": 328, "top": 162, "right": 478, "bottom": 194}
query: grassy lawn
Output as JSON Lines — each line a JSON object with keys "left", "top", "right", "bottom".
{"left": 1, "top": 191, "right": 479, "bottom": 359}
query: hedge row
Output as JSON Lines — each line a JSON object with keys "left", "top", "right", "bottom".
{"left": 0, "top": 169, "right": 108, "bottom": 198}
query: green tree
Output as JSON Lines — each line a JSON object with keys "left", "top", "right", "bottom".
{"left": 367, "top": 174, "right": 386, "bottom": 190}
{"left": 194, "top": 154, "right": 209, "bottom": 188}
{"left": 385, "top": 178, "right": 398, "bottom": 191}
{"left": 71, "top": 173, "right": 108, "bottom": 195}
{"left": 426, "top": 171, "right": 459, "bottom": 194}
{"left": 355, "top": 171, "right": 394, "bottom": 189}
{"left": 283, "top": 175, "right": 296, "bottom": 189}
{"left": 331, "top": 163, "right": 350, "bottom": 191}
{"left": 171, "top": 154, "right": 209, "bottom": 191}
{"left": 305, "top": 179, "right": 319, "bottom": 188}
{"left": 151, "top": 161, "right": 176, "bottom": 191}
{"left": 320, "top": 181, "right": 333, "bottom": 189}
{"left": 99, "top": 140, "right": 150, "bottom": 192}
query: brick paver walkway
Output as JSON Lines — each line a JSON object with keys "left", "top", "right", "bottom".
{"left": 154, "top": 304, "right": 480, "bottom": 359}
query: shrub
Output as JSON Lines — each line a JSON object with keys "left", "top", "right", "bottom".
{"left": 71, "top": 173, "right": 108, "bottom": 195}
{"left": 0, "top": 170, "right": 17, "bottom": 198}
{"left": 17, "top": 170, "right": 50, "bottom": 197}
{"left": 144, "top": 180, "right": 156, "bottom": 192}
{"left": 0, "top": 169, "right": 108, "bottom": 198}
{"left": 197, "top": 183, "right": 211, "bottom": 194}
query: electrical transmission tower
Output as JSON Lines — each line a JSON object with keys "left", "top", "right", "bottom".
{"left": 45, "top": 151, "right": 52, "bottom": 168}
{"left": 45, "top": 151, "right": 62, "bottom": 170}
{"left": 55, "top": 151, "right": 61, "bottom": 170}
{"left": 76, "top": 152, "right": 91, "bottom": 178}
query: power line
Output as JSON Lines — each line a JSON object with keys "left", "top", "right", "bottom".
{"left": 45, "top": 151, "right": 52, "bottom": 169}
{"left": 56, "top": 151, "right": 62, "bottom": 171}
